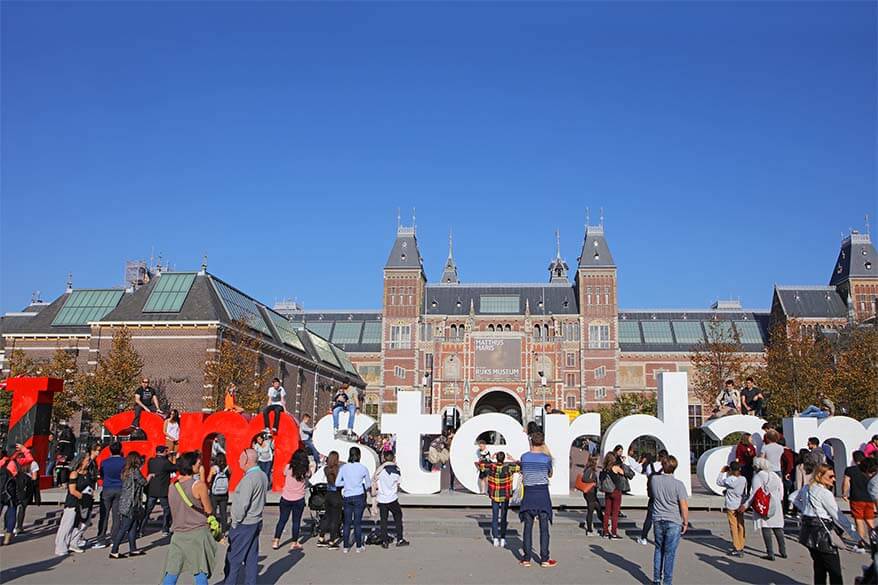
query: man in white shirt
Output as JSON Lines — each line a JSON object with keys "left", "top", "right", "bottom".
{"left": 374, "top": 452, "right": 409, "bottom": 548}
{"left": 262, "top": 378, "right": 286, "bottom": 434}
{"left": 759, "top": 430, "right": 785, "bottom": 474}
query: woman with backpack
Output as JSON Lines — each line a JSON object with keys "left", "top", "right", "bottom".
{"left": 207, "top": 453, "right": 231, "bottom": 535}
{"left": 580, "top": 455, "right": 603, "bottom": 536}
{"left": 161, "top": 451, "right": 217, "bottom": 585}
{"left": 793, "top": 463, "right": 858, "bottom": 585}
{"left": 740, "top": 455, "right": 786, "bottom": 560}
{"left": 109, "top": 452, "right": 150, "bottom": 559}
{"left": 273, "top": 449, "right": 310, "bottom": 551}
{"left": 600, "top": 452, "right": 633, "bottom": 540}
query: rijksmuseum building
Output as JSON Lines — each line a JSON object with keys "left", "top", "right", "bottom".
{"left": 2, "top": 221, "right": 876, "bottom": 428}
{"left": 282, "top": 221, "right": 877, "bottom": 428}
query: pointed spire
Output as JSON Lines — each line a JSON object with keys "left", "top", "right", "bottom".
{"left": 441, "top": 227, "right": 460, "bottom": 284}
{"left": 579, "top": 215, "right": 615, "bottom": 268}
{"left": 200, "top": 254, "right": 208, "bottom": 275}
{"left": 66, "top": 272, "right": 73, "bottom": 293}
{"left": 548, "top": 229, "right": 569, "bottom": 283}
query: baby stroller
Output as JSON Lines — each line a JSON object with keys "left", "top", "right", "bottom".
{"left": 307, "top": 483, "right": 327, "bottom": 537}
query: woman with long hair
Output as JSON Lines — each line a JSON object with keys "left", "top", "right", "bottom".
{"left": 164, "top": 410, "right": 181, "bottom": 452}
{"left": 740, "top": 456, "right": 786, "bottom": 560}
{"left": 317, "top": 451, "right": 343, "bottom": 549}
{"left": 600, "top": 452, "right": 625, "bottom": 539}
{"left": 207, "top": 453, "right": 231, "bottom": 535}
{"left": 735, "top": 433, "right": 756, "bottom": 493}
{"left": 53, "top": 452, "right": 92, "bottom": 556}
{"left": 110, "top": 452, "right": 149, "bottom": 559}
{"left": 581, "top": 455, "right": 603, "bottom": 536}
{"left": 273, "top": 449, "right": 311, "bottom": 551}
{"left": 161, "top": 451, "right": 217, "bottom": 585}
{"left": 794, "top": 464, "right": 858, "bottom": 585}
{"left": 253, "top": 433, "right": 274, "bottom": 486}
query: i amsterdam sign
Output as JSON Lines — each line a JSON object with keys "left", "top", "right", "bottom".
{"left": 5, "top": 373, "right": 875, "bottom": 496}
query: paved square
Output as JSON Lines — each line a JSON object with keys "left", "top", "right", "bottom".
{"left": 0, "top": 507, "right": 865, "bottom": 584}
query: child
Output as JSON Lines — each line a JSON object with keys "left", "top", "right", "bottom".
{"left": 717, "top": 461, "right": 747, "bottom": 557}
{"left": 374, "top": 452, "right": 409, "bottom": 548}
{"left": 476, "top": 440, "right": 491, "bottom": 494}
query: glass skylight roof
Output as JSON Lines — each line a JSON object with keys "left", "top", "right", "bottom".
{"left": 142, "top": 273, "right": 196, "bottom": 313}
{"left": 618, "top": 321, "right": 642, "bottom": 344}
{"left": 332, "top": 346, "right": 359, "bottom": 375}
{"left": 307, "top": 331, "right": 341, "bottom": 368}
{"left": 266, "top": 310, "right": 306, "bottom": 351}
{"left": 211, "top": 278, "right": 272, "bottom": 336}
{"left": 331, "top": 322, "right": 363, "bottom": 344}
{"left": 305, "top": 322, "right": 333, "bottom": 339}
{"left": 52, "top": 290, "right": 124, "bottom": 326}
{"left": 672, "top": 321, "right": 705, "bottom": 344}
{"left": 361, "top": 322, "right": 382, "bottom": 344}
{"left": 734, "top": 321, "right": 764, "bottom": 344}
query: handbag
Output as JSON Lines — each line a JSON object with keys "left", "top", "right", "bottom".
{"left": 509, "top": 472, "right": 524, "bottom": 506}
{"left": 174, "top": 481, "right": 222, "bottom": 542}
{"left": 575, "top": 470, "right": 595, "bottom": 494}
{"left": 600, "top": 471, "right": 617, "bottom": 494}
{"left": 752, "top": 486, "right": 771, "bottom": 518}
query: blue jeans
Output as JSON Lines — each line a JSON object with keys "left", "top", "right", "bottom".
{"left": 162, "top": 572, "right": 208, "bottom": 585}
{"left": 257, "top": 460, "right": 273, "bottom": 484}
{"left": 491, "top": 500, "right": 509, "bottom": 540}
{"left": 653, "top": 520, "right": 682, "bottom": 585}
{"left": 223, "top": 521, "right": 261, "bottom": 585}
{"left": 342, "top": 494, "right": 366, "bottom": 549}
{"left": 274, "top": 497, "right": 305, "bottom": 540}
{"left": 332, "top": 404, "right": 356, "bottom": 430}
{"left": 521, "top": 510, "right": 550, "bottom": 564}
{"left": 302, "top": 439, "right": 321, "bottom": 463}
{"left": 799, "top": 405, "right": 829, "bottom": 419}
{"left": 111, "top": 513, "right": 140, "bottom": 554}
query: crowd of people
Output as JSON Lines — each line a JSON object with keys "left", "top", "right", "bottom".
{"left": 1, "top": 381, "right": 876, "bottom": 585}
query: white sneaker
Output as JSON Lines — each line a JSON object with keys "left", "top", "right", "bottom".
{"left": 500, "top": 538, "right": 506, "bottom": 547}
{"left": 493, "top": 538, "right": 500, "bottom": 547}
{"left": 91, "top": 541, "right": 108, "bottom": 549}
{"left": 355, "top": 546, "right": 365, "bottom": 553}
{"left": 68, "top": 545, "right": 85, "bottom": 553}
{"left": 637, "top": 538, "right": 648, "bottom": 545}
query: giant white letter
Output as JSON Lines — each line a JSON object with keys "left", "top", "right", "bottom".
{"left": 381, "top": 390, "right": 443, "bottom": 494}
{"left": 544, "top": 412, "right": 601, "bottom": 495}
{"left": 311, "top": 411, "right": 378, "bottom": 484}
{"left": 601, "top": 372, "right": 691, "bottom": 495}
{"left": 697, "top": 415, "right": 766, "bottom": 496}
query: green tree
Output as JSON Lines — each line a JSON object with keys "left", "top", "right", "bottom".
{"left": 829, "top": 326, "right": 878, "bottom": 420}
{"left": 596, "top": 392, "right": 657, "bottom": 433}
{"left": 44, "top": 348, "right": 80, "bottom": 425}
{"left": 689, "top": 321, "right": 755, "bottom": 412}
{"left": 203, "top": 320, "right": 274, "bottom": 412}
{"left": 78, "top": 327, "right": 143, "bottom": 431}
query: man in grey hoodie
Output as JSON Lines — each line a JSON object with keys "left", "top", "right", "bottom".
{"left": 221, "top": 448, "right": 268, "bottom": 585}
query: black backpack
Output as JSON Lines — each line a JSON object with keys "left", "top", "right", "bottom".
{"left": 0, "top": 461, "right": 16, "bottom": 504}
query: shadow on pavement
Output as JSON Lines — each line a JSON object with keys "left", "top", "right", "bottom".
{"left": 257, "top": 550, "right": 305, "bottom": 584}
{"left": 695, "top": 552, "right": 805, "bottom": 585}
{"left": 589, "top": 544, "right": 653, "bottom": 584}
{"left": 0, "top": 554, "right": 67, "bottom": 584}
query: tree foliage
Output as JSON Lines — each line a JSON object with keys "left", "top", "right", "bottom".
{"left": 690, "top": 321, "right": 758, "bottom": 410}
{"left": 596, "top": 392, "right": 657, "bottom": 433}
{"left": 203, "top": 320, "right": 275, "bottom": 412}
{"left": 832, "top": 326, "right": 878, "bottom": 420}
{"left": 77, "top": 327, "right": 143, "bottom": 431}
{"left": 757, "top": 320, "right": 834, "bottom": 419}
{"left": 44, "top": 348, "right": 80, "bottom": 425}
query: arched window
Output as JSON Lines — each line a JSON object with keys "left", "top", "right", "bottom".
{"left": 488, "top": 324, "right": 495, "bottom": 332}
{"left": 450, "top": 324, "right": 457, "bottom": 339}
{"left": 504, "top": 324, "right": 511, "bottom": 332}
{"left": 543, "top": 324, "right": 549, "bottom": 339}
{"left": 534, "top": 324, "right": 542, "bottom": 340}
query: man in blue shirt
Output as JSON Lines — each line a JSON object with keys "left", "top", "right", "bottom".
{"left": 518, "top": 432, "right": 556, "bottom": 568}
{"left": 335, "top": 446, "right": 370, "bottom": 552}
{"left": 95, "top": 442, "right": 125, "bottom": 545}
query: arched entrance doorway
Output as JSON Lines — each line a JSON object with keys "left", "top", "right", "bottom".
{"left": 472, "top": 389, "right": 523, "bottom": 445}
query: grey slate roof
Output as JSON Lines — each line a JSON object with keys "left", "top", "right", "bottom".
{"left": 829, "top": 232, "right": 877, "bottom": 286}
{"left": 100, "top": 273, "right": 225, "bottom": 323}
{"left": 424, "top": 283, "right": 579, "bottom": 316}
{"left": 578, "top": 225, "right": 615, "bottom": 268}
{"left": 773, "top": 286, "right": 849, "bottom": 319}
{"left": 385, "top": 228, "right": 424, "bottom": 271}
{"left": 0, "top": 292, "right": 91, "bottom": 335}
{"left": 288, "top": 311, "right": 383, "bottom": 354}
{"left": 618, "top": 310, "right": 770, "bottom": 353}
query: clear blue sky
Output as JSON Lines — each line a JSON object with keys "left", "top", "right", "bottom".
{"left": 2, "top": 2, "right": 876, "bottom": 314}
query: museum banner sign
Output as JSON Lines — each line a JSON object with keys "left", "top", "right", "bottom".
{"left": 473, "top": 336, "right": 521, "bottom": 380}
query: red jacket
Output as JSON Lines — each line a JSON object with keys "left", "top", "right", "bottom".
{"left": 735, "top": 443, "right": 756, "bottom": 468}
{"left": 780, "top": 448, "right": 795, "bottom": 478}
